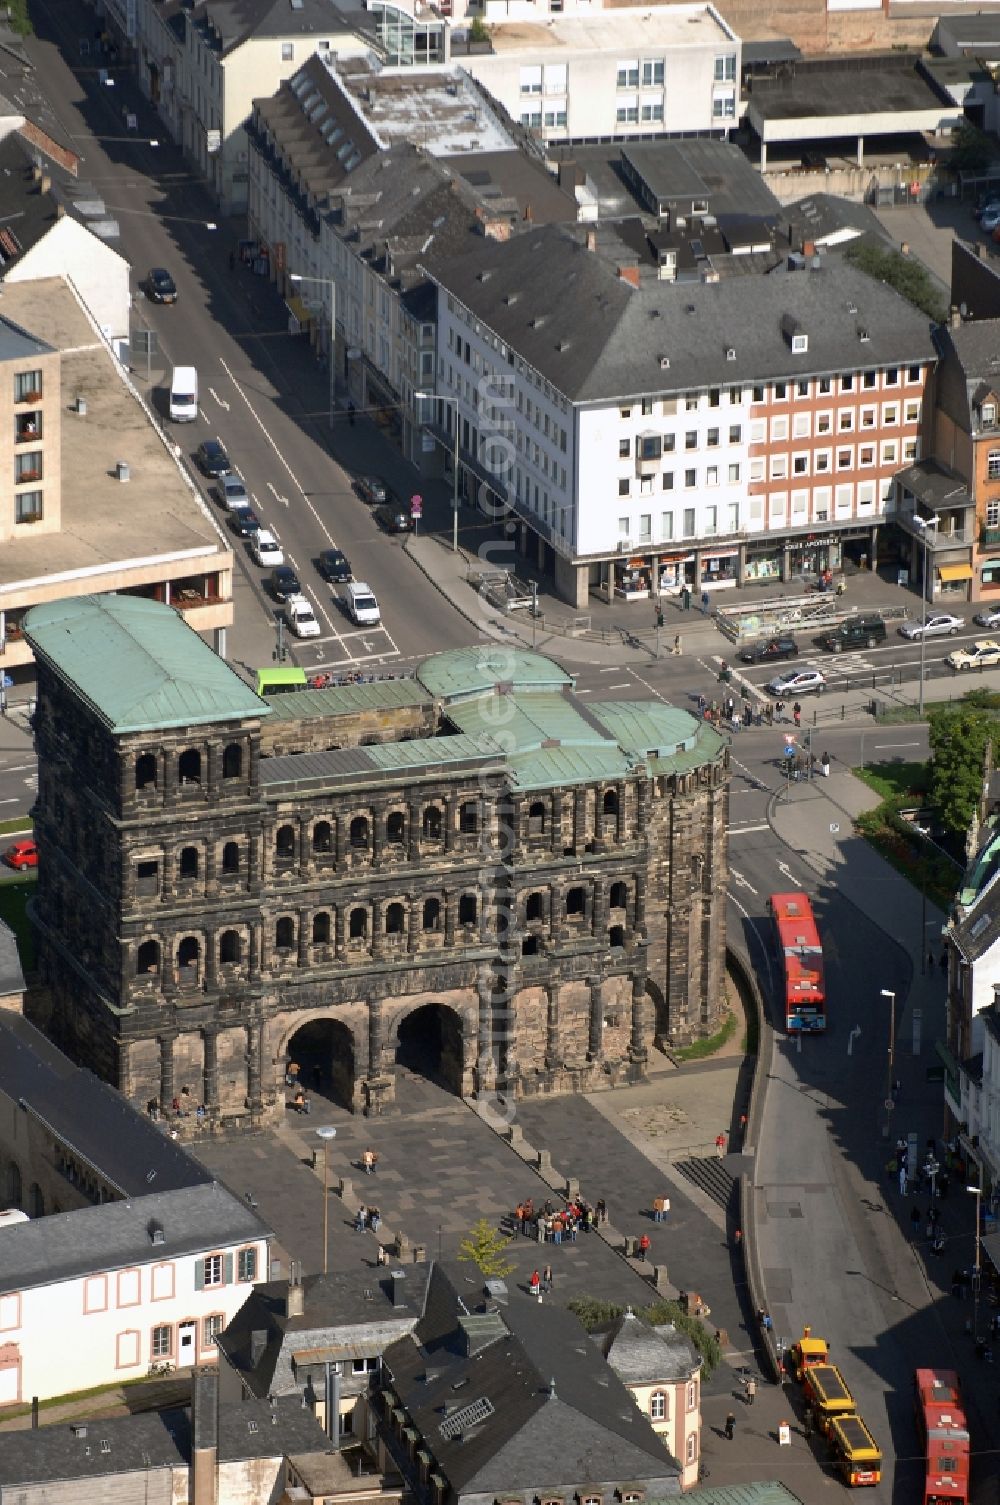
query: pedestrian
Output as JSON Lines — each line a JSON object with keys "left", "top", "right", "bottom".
{"left": 927, "top": 950, "right": 935, "bottom": 974}
{"left": 370, "top": 1206, "right": 381, "bottom": 1233}
{"left": 348, "top": 400, "right": 356, "bottom": 426}
{"left": 746, "top": 1376, "right": 757, "bottom": 1405}
{"left": 638, "top": 1232, "right": 651, "bottom": 1262}
{"left": 743, "top": 699, "right": 753, "bottom": 727}
{"left": 596, "top": 1199, "right": 607, "bottom": 1224}
{"left": 674, "top": 633, "right": 682, "bottom": 656}
{"left": 803, "top": 1405, "right": 814, "bottom": 1439}
{"left": 362, "top": 1148, "right": 377, "bottom": 1175}
{"left": 898, "top": 1163, "right": 908, "bottom": 1196}
{"left": 733, "top": 1227, "right": 743, "bottom": 1248}
{"left": 725, "top": 1412, "right": 736, "bottom": 1441}
{"left": 820, "top": 750, "right": 831, "bottom": 777}
{"left": 697, "top": 692, "right": 707, "bottom": 714}
{"left": 940, "top": 951, "right": 948, "bottom": 975}
{"left": 529, "top": 1269, "right": 541, "bottom": 1298}
{"left": 286, "top": 1062, "right": 300, "bottom": 1088}
{"left": 715, "top": 1132, "right": 727, "bottom": 1157}
{"left": 739, "top": 1111, "right": 748, "bottom": 1141}
{"left": 764, "top": 701, "right": 773, "bottom": 726}
{"left": 762, "top": 1312, "right": 773, "bottom": 1333}
{"left": 910, "top": 1205, "right": 921, "bottom": 1238}
{"left": 354, "top": 1206, "right": 366, "bottom": 1232}
{"left": 653, "top": 1196, "right": 670, "bottom": 1223}
{"left": 377, "top": 1244, "right": 388, "bottom": 1265}
{"left": 793, "top": 701, "right": 802, "bottom": 728}
{"left": 774, "top": 699, "right": 785, "bottom": 722}
{"left": 682, "top": 586, "right": 692, "bottom": 611}
{"left": 701, "top": 590, "right": 710, "bottom": 613}
{"left": 542, "top": 1263, "right": 554, "bottom": 1291}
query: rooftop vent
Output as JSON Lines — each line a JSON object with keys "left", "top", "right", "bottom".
{"left": 530, "top": 315, "right": 546, "bottom": 328}
{"left": 148, "top": 1219, "right": 165, "bottom": 1246}
{"left": 115, "top": 460, "right": 130, "bottom": 483}
{"left": 725, "top": 347, "right": 736, "bottom": 361}
{"left": 659, "top": 356, "right": 670, "bottom": 370}
{"left": 75, "top": 396, "right": 87, "bottom": 416}
{"left": 858, "top": 327, "right": 870, "bottom": 343}
{"left": 504, "top": 292, "right": 519, "bottom": 305}
{"left": 847, "top": 301, "right": 858, "bottom": 315}
{"left": 477, "top": 270, "right": 492, "bottom": 282}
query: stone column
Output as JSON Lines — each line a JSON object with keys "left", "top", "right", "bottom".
{"left": 408, "top": 898, "right": 422, "bottom": 951}
{"left": 372, "top": 897, "right": 385, "bottom": 960}
{"left": 202, "top": 1029, "right": 219, "bottom": 1112}
{"left": 444, "top": 892, "right": 456, "bottom": 947}
{"left": 297, "top": 912, "right": 309, "bottom": 969}
{"left": 204, "top": 839, "right": 218, "bottom": 896}
{"left": 476, "top": 975, "right": 497, "bottom": 1094}
{"left": 335, "top": 816, "right": 347, "bottom": 868}
{"left": 545, "top": 983, "right": 560, "bottom": 1069}
{"left": 204, "top": 930, "right": 219, "bottom": 992}
{"left": 207, "top": 742, "right": 221, "bottom": 798}
{"left": 574, "top": 788, "right": 588, "bottom": 852}
{"left": 159, "top": 1035, "right": 176, "bottom": 1111}
{"left": 372, "top": 804, "right": 386, "bottom": 868}
{"left": 246, "top": 1021, "right": 263, "bottom": 1112}
{"left": 551, "top": 792, "right": 565, "bottom": 855}
{"left": 587, "top": 977, "right": 603, "bottom": 1061}
{"left": 335, "top": 906, "right": 346, "bottom": 958}
{"left": 163, "top": 750, "right": 178, "bottom": 806}
{"left": 408, "top": 801, "right": 421, "bottom": 862}
{"left": 630, "top": 970, "right": 647, "bottom": 1062}
{"left": 634, "top": 878, "right": 647, "bottom": 936}
{"left": 161, "top": 848, "right": 175, "bottom": 901}
{"left": 299, "top": 817, "right": 311, "bottom": 876}
{"left": 592, "top": 876, "right": 608, "bottom": 939}
{"left": 616, "top": 780, "right": 627, "bottom": 842}
{"left": 444, "top": 800, "right": 456, "bottom": 853}
{"left": 368, "top": 998, "right": 384, "bottom": 1078}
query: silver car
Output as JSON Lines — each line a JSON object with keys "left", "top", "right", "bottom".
{"left": 973, "top": 607, "right": 1000, "bottom": 630}
{"left": 899, "top": 612, "right": 964, "bottom": 640}
{"left": 766, "top": 667, "right": 827, "bottom": 697}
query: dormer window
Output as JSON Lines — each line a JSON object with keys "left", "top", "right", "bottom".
{"left": 792, "top": 334, "right": 808, "bottom": 354}
{"left": 983, "top": 402, "right": 997, "bottom": 428}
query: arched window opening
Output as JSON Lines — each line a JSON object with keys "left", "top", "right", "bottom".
{"left": 312, "top": 912, "right": 331, "bottom": 945}
{"left": 178, "top": 749, "right": 201, "bottom": 785}
{"left": 349, "top": 907, "right": 368, "bottom": 940}
{"left": 350, "top": 816, "right": 370, "bottom": 850}
{"left": 566, "top": 886, "right": 585, "bottom": 916}
{"left": 459, "top": 801, "right": 479, "bottom": 834}
{"left": 603, "top": 788, "right": 618, "bottom": 816}
{"left": 179, "top": 846, "right": 199, "bottom": 880}
{"left": 177, "top": 936, "right": 200, "bottom": 970}
{"left": 313, "top": 820, "right": 332, "bottom": 853}
{"left": 610, "top": 881, "right": 628, "bottom": 910}
{"left": 136, "top": 752, "right": 157, "bottom": 791}
{"left": 386, "top": 902, "right": 405, "bottom": 935}
{"left": 222, "top": 841, "right": 240, "bottom": 874}
{"left": 275, "top": 917, "right": 295, "bottom": 951}
{"left": 422, "top": 805, "right": 442, "bottom": 841}
{"left": 609, "top": 925, "right": 625, "bottom": 949}
{"left": 459, "top": 894, "right": 478, "bottom": 926}
{"left": 526, "top": 891, "right": 543, "bottom": 923}
{"left": 276, "top": 824, "right": 296, "bottom": 860}
{"left": 528, "top": 800, "right": 546, "bottom": 835}
{"left": 387, "top": 811, "right": 405, "bottom": 845}
{"left": 522, "top": 935, "right": 539, "bottom": 956}
{"left": 29, "top": 1183, "right": 44, "bottom": 1218}
{"left": 423, "top": 897, "right": 441, "bottom": 931}
{"left": 219, "top": 930, "right": 241, "bottom": 965}
{"left": 222, "top": 743, "right": 243, "bottom": 780}
{"left": 137, "top": 939, "right": 160, "bottom": 974}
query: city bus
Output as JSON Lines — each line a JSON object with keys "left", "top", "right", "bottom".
{"left": 914, "top": 1369, "right": 969, "bottom": 1505}
{"left": 769, "top": 891, "right": 827, "bottom": 1033}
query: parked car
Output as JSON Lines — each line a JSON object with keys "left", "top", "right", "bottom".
{"left": 318, "top": 548, "right": 352, "bottom": 583}
{"left": 983, "top": 207, "right": 1000, "bottom": 233}
{"left": 286, "top": 593, "right": 321, "bottom": 638}
{"left": 195, "top": 439, "right": 231, "bottom": 477}
{"left": 766, "top": 667, "right": 827, "bottom": 697}
{"left": 816, "top": 615, "right": 887, "bottom": 653}
{"left": 976, "top": 197, "right": 1000, "bottom": 221}
{"left": 252, "top": 529, "right": 284, "bottom": 567}
{"left": 355, "top": 475, "right": 388, "bottom": 505}
{"left": 269, "top": 565, "right": 301, "bottom": 601}
{"left": 146, "top": 267, "right": 177, "bottom": 303}
{"left": 374, "top": 502, "right": 412, "bottom": 533}
{"left": 228, "top": 508, "right": 261, "bottom": 538}
{"left": 947, "top": 638, "right": 1000, "bottom": 671}
{"left": 973, "top": 607, "right": 1000, "bottom": 630}
{"left": 737, "top": 637, "right": 799, "bottom": 665}
{"left": 899, "top": 612, "right": 965, "bottom": 640}
{"left": 3, "top": 838, "right": 37, "bottom": 871}
{"left": 215, "top": 474, "right": 250, "bottom": 511}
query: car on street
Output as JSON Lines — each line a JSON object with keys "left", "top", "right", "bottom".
{"left": 974, "top": 606, "right": 1000, "bottom": 630}
{"left": 146, "top": 267, "right": 177, "bottom": 304}
{"left": 737, "top": 636, "right": 799, "bottom": 665}
{"left": 983, "top": 206, "right": 1000, "bottom": 233}
{"left": 355, "top": 475, "right": 388, "bottom": 505}
{"left": 3, "top": 838, "right": 37, "bottom": 871}
{"left": 374, "top": 502, "right": 412, "bottom": 533}
{"left": 252, "top": 529, "right": 284, "bottom": 567}
{"left": 285, "top": 593, "right": 321, "bottom": 638}
{"left": 269, "top": 565, "right": 302, "bottom": 601}
{"left": 318, "top": 548, "right": 352, "bottom": 583}
{"left": 195, "top": 439, "right": 231, "bottom": 477}
{"left": 947, "top": 638, "right": 1000, "bottom": 671}
{"left": 816, "top": 614, "right": 887, "bottom": 653}
{"left": 766, "top": 667, "right": 827, "bottom": 697}
{"left": 228, "top": 508, "right": 261, "bottom": 538}
{"left": 214, "top": 474, "right": 250, "bottom": 511}
{"left": 899, "top": 612, "right": 965, "bottom": 640}
{"left": 976, "top": 197, "right": 1000, "bottom": 221}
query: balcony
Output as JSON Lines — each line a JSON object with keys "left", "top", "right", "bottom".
{"left": 982, "top": 526, "right": 1000, "bottom": 547}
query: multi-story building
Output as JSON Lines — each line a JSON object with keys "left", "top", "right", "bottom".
{"left": 593, "top": 1310, "right": 703, "bottom": 1489}
{"left": 0, "top": 278, "right": 232, "bottom": 680}
{"left": 0, "top": 1011, "right": 270, "bottom": 1406}
{"left": 24, "top": 593, "right": 728, "bottom": 1128}
{"left": 422, "top": 225, "right": 935, "bottom": 606}
{"left": 459, "top": 4, "right": 741, "bottom": 143}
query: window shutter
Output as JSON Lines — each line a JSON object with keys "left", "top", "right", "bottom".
{"left": 224, "top": 1252, "right": 234, "bottom": 1286}
{"left": 194, "top": 1260, "right": 205, "bottom": 1292}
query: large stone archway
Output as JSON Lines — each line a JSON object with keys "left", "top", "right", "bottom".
{"left": 285, "top": 1016, "right": 357, "bottom": 1111}
{"left": 394, "top": 1001, "right": 469, "bottom": 1096}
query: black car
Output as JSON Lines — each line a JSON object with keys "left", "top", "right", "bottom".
{"left": 355, "top": 475, "right": 388, "bottom": 505}
{"left": 228, "top": 508, "right": 261, "bottom": 538}
{"left": 147, "top": 267, "right": 177, "bottom": 303}
{"left": 269, "top": 565, "right": 302, "bottom": 601}
{"left": 195, "top": 439, "right": 231, "bottom": 477}
{"left": 318, "top": 548, "right": 352, "bottom": 582}
{"left": 816, "top": 615, "right": 887, "bottom": 653}
{"left": 374, "top": 503, "right": 412, "bottom": 534}
{"left": 737, "top": 636, "right": 799, "bottom": 666}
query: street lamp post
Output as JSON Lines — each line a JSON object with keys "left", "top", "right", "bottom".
{"left": 967, "top": 1180, "right": 983, "bottom": 1343}
{"left": 416, "top": 391, "right": 460, "bottom": 554}
{"left": 316, "top": 1125, "right": 338, "bottom": 1276}
{"left": 914, "top": 514, "right": 940, "bottom": 717}
{"left": 290, "top": 273, "right": 337, "bottom": 426}
{"left": 880, "top": 988, "right": 896, "bottom": 1139}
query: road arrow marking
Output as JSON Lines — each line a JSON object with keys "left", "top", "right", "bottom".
{"left": 267, "top": 481, "right": 289, "bottom": 508}
{"left": 777, "top": 860, "right": 795, "bottom": 883}
{"left": 730, "top": 868, "right": 759, "bottom": 896}
{"left": 208, "top": 388, "right": 231, "bottom": 412}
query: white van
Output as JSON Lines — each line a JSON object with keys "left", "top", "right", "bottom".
{"left": 169, "top": 365, "right": 198, "bottom": 422}
{"left": 346, "top": 581, "right": 381, "bottom": 626}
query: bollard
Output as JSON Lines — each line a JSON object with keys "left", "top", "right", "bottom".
{"left": 653, "top": 1263, "right": 670, "bottom": 1292}
{"left": 339, "top": 1176, "right": 354, "bottom": 1202}
{"left": 566, "top": 1176, "right": 580, "bottom": 1200}
{"left": 537, "top": 1149, "right": 552, "bottom": 1173}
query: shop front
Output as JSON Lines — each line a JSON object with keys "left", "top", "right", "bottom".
{"left": 699, "top": 548, "right": 739, "bottom": 591}
{"left": 977, "top": 556, "right": 1000, "bottom": 602}
{"left": 615, "top": 556, "right": 653, "bottom": 599}
{"left": 787, "top": 534, "right": 840, "bottom": 581}
{"left": 937, "top": 560, "right": 974, "bottom": 600}
{"left": 743, "top": 540, "right": 783, "bottom": 585}
{"left": 655, "top": 553, "right": 696, "bottom": 595}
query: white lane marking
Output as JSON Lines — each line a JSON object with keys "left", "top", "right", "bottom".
{"left": 777, "top": 860, "right": 796, "bottom": 882}
{"left": 267, "top": 481, "right": 289, "bottom": 508}
{"left": 208, "top": 388, "right": 231, "bottom": 412}
{"left": 874, "top": 742, "right": 921, "bottom": 750}
{"left": 730, "top": 892, "right": 776, "bottom": 1004}
{"left": 575, "top": 687, "right": 593, "bottom": 695}
{"left": 730, "top": 867, "right": 759, "bottom": 894}
{"left": 599, "top": 667, "right": 619, "bottom": 674}
{"left": 607, "top": 682, "right": 631, "bottom": 690}
{"left": 728, "top": 824, "right": 770, "bottom": 835}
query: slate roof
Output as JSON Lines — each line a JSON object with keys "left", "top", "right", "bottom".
{"left": 444, "top": 149, "right": 581, "bottom": 227}
{"left": 0, "top": 1011, "right": 210, "bottom": 1196}
{"left": 591, "top": 1311, "right": 700, "bottom": 1385}
{"left": 423, "top": 228, "right": 936, "bottom": 404}
{"left": 250, "top": 52, "right": 381, "bottom": 203}
{"left": 0, "top": 1181, "right": 270, "bottom": 1295}
{"left": 384, "top": 1265, "right": 680, "bottom": 1497}
{"left": 933, "top": 318, "right": 1000, "bottom": 433}
{"left": 191, "top": 0, "right": 356, "bottom": 56}
{"left": 787, "top": 193, "right": 893, "bottom": 251}
{"left": 0, "top": 1395, "right": 329, "bottom": 1485}
{"left": 23, "top": 594, "right": 269, "bottom": 733}
{"left": 895, "top": 459, "right": 970, "bottom": 511}
{"left": 218, "top": 1265, "right": 433, "bottom": 1398}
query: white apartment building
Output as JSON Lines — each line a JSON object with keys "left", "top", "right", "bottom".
{"left": 424, "top": 226, "right": 935, "bottom": 607}
{"left": 0, "top": 1183, "right": 269, "bottom": 1406}
{"left": 458, "top": 5, "right": 741, "bottom": 142}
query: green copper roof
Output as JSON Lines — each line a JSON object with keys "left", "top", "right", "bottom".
{"left": 263, "top": 679, "right": 430, "bottom": 720}
{"left": 24, "top": 595, "right": 268, "bottom": 734}
{"left": 416, "top": 646, "right": 574, "bottom": 702}
{"left": 588, "top": 701, "right": 701, "bottom": 759}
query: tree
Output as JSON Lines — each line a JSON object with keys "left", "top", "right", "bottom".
{"left": 844, "top": 243, "right": 947, "bottom": 324}
{"left": 928, "top": 707, "right": 995, "bottom": 836}
{"left": 458, "top": 1218, "right": 515, "bottom": 1278}
{"left": 949, "top": 122, "right": 994, "bottom": 176}
{"left": 469, "top": 17, "right": 490, "bottom": 42}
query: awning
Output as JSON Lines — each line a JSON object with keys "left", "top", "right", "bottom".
{"left": 981, "top": 559, "right": 1000, "bottom": 570}
{"left": 938, "top": 564, "right": 973, "bottom": 582}
{"left": 285, "top": 295, "right": 313, "bottom": 327}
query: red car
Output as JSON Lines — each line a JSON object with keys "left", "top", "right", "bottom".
{"left": 4, "top": 839, "right": 37, "bottom": 871}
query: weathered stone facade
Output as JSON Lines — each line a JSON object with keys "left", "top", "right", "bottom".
{"left": 26, "top": 611, "right": 728, "bottom": 1129}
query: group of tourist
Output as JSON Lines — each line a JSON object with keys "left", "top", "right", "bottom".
{"left": 512, "top": 1195, "right": 608, "bottom": 1242}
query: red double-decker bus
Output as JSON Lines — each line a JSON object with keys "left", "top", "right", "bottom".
{"left": 769, "top": 891, "right": 826, "bottom": 1033}
{"left": 914, "top": 1368, "right": 970, "bottom": 1505}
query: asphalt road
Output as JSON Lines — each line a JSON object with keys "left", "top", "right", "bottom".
{"left": 28, "top": 0, "right": 478, "bottom": 679}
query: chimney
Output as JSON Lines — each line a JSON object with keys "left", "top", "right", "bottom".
{"left": 900, "top": 241, "right": 909, "bottom": 257}
{"left": 390, "top": 1268, "right": 407, "bottom": 1308}
{"left": 190, "top": 1368, "right": 219, "bottom": 1505}
{"left": 802, "top": 239, "right": 816, "bottom": 258}
{"left": 617, "top": 264, "right": 640, "bottom": 288}
{"left": 286, "top": 1261, "right": 304, "bottom": 1318}
{"left": 250, "top": 1330, "right": 267, "bottom": 1368}
{"left": 950, "top": 305, "right": 962, "bottom": 329}
{"left": 586, "top": 229, "right": 597, "bottom": 253}
{"left": 523, "top": 202, "right": 533, "bottom": 222}
{"left": 40, "top": 174, "right": 51, "bottom": 195}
